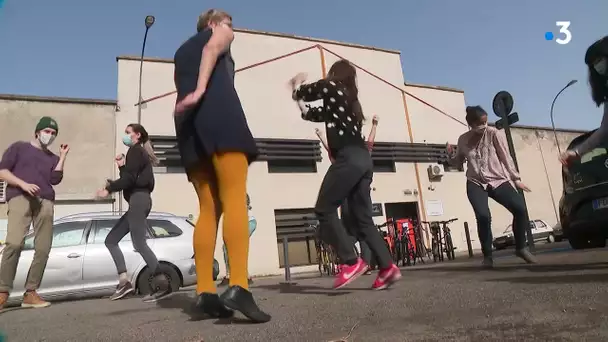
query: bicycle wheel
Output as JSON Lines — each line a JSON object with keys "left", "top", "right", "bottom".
{"left": 438, "top": 235, "right": 445, "bottom": 262}
{"left": 330, "top": 248, "right": 339, "bottom": 275}
{"left": 404, "top": 239, "right": 411, "bottom": 266}
{"left": 316, "top": 249, "right": 323, "bottom": 276}
{"left": 445, "top": 233, "right": 456, "bottom": 260}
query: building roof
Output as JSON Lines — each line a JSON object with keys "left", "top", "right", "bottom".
{"left": 117, "top": 27, "right": 400, "bottom": 64}
{"left": 507, "top": 123, "right": 588, "bottom": 134}
{"left": 404, "top": 82, "right": 464, "bottom": 94}
{"left": 0, "top": 93, "right": 116, "bottom": 106}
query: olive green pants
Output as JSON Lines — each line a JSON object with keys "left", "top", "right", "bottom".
{"left": 0, "top": 195, "right": 54, "bottom": 293}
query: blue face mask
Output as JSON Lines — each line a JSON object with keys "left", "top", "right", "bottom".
{"left": 122, "top": 134, "right": 133, "bottom": 147}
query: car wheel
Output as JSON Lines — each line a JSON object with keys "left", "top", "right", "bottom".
{"left": 569, "top": 235, "right": 607, "bottom": 250}
{"left": 547, "top": 234, "right": 555, "bottom": 243}
{"left": 137, "top": 263, "right": 181, "bottom": 295}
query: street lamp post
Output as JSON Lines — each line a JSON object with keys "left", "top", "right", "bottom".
{"left": 550, "top": 80, "right": 578, "bottom": 154}
{"left": 121, "top": 15, "right": 155, "bottom": 215}
{"left": 137, "top": 15, "right": 155, "bottom": 124}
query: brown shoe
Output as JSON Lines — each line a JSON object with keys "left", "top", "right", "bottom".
{"left": 0, "top": 292, "right": 8, "bottom": 311}
{"left": 21, "top": 291, "right": 50, "bottom": 308}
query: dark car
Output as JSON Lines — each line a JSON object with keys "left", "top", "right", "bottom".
{"left": 559, "top": 129, "right": 608, "bottom": 249}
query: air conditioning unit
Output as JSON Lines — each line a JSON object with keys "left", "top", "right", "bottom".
{"left": 0, "top": 180, "right": 6, "bottom": 203}
{"left": 427, "top": 164, "right": 445, "bottom": 180}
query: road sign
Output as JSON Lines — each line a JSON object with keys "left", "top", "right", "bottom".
{"left": 492, "top": 91, "right": 514, "bottom": 118}
{"left": 495, "top": 112, "right": 519, "bottom": 129}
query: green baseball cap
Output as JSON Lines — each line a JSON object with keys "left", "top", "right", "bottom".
{"left": 35, "top": 116, "right": 59, "bottom": 134}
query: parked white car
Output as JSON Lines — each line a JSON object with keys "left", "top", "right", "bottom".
{"left": 1, "top": 211, "right": 197, "bottom": 305}
{"left": 492, "top": 219, "right": 555, "bottom": 250}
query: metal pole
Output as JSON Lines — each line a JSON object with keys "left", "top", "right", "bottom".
{"left": 281, "top": 236, "right": 294, "bottom": 285}
{"left": 137, "top": 26, "right": 150, "bottom": 124}
{"left": 464, "top": 222, "right": 473, "bottom": 258}
{"left": 500, "top": 109, "right": 535, "bottom": 252}
{"left": 550, "top": 80, "right": 578, "bottom": 154}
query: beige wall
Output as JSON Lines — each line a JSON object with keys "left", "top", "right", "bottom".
{"left": 0, "top": 96, "right": 117, "bottom": 219}
{"left": 116, "top": 30, "right": 587, "bottom": 276}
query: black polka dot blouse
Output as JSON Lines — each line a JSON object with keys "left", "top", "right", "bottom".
{"left": 293, "top": 79, "right": 367, "bottom": 157}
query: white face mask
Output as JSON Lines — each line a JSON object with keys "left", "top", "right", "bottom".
{"left": 594, "top": 58, "right": 608, "bottom": 76}
{"left": 472, "top": 123, "right": 487, "bottom": 133}
{"left": 38, "top": 132, "right": 56, "bottom": 146}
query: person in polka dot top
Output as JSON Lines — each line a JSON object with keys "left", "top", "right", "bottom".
{"left": 316, "top": 115, "right": 379, "bottom": 274}
{"left": 289, "top": 59, "right": 401, "bottom": 290}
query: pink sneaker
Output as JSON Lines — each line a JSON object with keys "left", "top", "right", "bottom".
{"left": 333, "top": 258, "right": 368, "bottom": 289}
{"left": 372, "top": 264, "right": 402, "bottom": 290}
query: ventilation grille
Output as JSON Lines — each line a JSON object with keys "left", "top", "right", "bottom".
{"left": 274, "top": 208, "right": 317, "bottom": 240}
{"left": 0, "top": 180, "right": 6, "bottom": 203}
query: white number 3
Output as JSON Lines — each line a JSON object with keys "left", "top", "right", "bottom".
{"left": 555, "top": 21, "right": 572, "bottom": 45}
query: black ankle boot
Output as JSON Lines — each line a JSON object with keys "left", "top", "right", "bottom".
{"left": 220, "top": 286, "right": 271, "bottom": 323}
{"left": 195, "top": 293, "right": 234, "bottom": 319}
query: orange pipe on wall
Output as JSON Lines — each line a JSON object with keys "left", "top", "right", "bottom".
{"left": 318, "top": 46, "right": 327, "bottom": 77}
{"left": 401, "top": 92, "right": 430, "bottom": 246}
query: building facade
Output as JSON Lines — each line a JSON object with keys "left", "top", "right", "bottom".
{"left": 114, "top": 29, "right": 586, "bottom": 277}
{"left": 0, "top": 94, "right": 117, "bottom": 219}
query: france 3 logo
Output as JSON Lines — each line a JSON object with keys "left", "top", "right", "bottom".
{"left": 545, "top": 21, "right": 572, "bottom": 45}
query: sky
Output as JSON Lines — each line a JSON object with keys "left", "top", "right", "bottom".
{"left": 0, "top": 0, "right": 606, "bottom": 130}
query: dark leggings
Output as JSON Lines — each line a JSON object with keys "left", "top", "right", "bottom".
{"left": 342, "top": 199, "right": 378, "bottom": 266}
{"left": 105, "top": 192, "right": 160, "bottom": 275}
{"left": 315, "top": 146, "right": 392, "bottom": 269}
{"left": 466, "top": 181, "right": 527, "bottom": 257}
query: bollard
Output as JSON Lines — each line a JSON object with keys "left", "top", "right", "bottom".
{"left": 464, "top": 222, "right": 474, "bottom": 258}
{"left": 280, "top": 236, "right": 295, "bottom": 285}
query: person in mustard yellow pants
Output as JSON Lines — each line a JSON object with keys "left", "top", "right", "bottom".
{"left": 172, "top": 9, "right": 270, "bottom": 323}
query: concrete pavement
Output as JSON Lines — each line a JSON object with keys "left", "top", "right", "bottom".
{"left": 2, "top": 242, "right": 608, "bottom": 341}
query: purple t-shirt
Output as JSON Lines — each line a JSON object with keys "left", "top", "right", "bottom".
{"left": 0, "top": 141, "right": 62, "bottom": 202}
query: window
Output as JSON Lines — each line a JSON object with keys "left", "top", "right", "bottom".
{"left": 148, "top": 219, "right": 183, "bottom": 238}
{"left": 372, "top": 142, "right": 457, "bottom": 167}
{"left": 267, "top": 159, "right": 317, "bottom": 173}
{"left": 258, "top": 138, "right": 321, "bottom": 174}
{"left": 89, "top": 219, "right": 133, "bottom": 244}
{"left": 534, "top": 220, "right": 547, "bottom": 228}
{"left": 150, "top": 136, "right": 323, "bottom": 174}
{"left": 580, "top": 148, "right": 607, "bottom": 164}
{"left": 372, "top": 160, "right": 396, "bottom": 173}
{"left": 24, "top": 221, "right": 88, "bottom": 250}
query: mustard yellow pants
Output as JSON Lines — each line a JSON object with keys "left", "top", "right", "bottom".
{"left": 188, "top": 152, "right": 250, "bottom": 294}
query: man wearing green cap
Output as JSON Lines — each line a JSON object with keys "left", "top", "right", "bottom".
{"left": 0, "top": 116, "right": 69, "bottom": 310}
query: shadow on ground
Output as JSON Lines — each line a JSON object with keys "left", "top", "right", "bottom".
{"left": 489, "top": 272, "right": 608, "bottom": 285}
{"left": 254, "top": 282, "right": 366, "bottom": 296}
{"left": 154, "top": 292, "right": 256, "bottom": 325}
{"left": 407, "top": 262, "right": 608, "bottom": 274}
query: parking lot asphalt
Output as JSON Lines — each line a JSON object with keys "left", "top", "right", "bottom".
{"left": 2, "top": 241, "right": 608, "bottom": 341}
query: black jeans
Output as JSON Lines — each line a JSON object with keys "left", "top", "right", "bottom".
{"left": 466, "top": 180, "right": 527, "bottom": 257}
{"left": 105, "top": 192, "right": 160, "bottom": 275}
{"left": 342, "top": 198, "right": 377, "bottom": 266}
{"left": 315, "top": 146, "right": 392, "bottom": 269}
